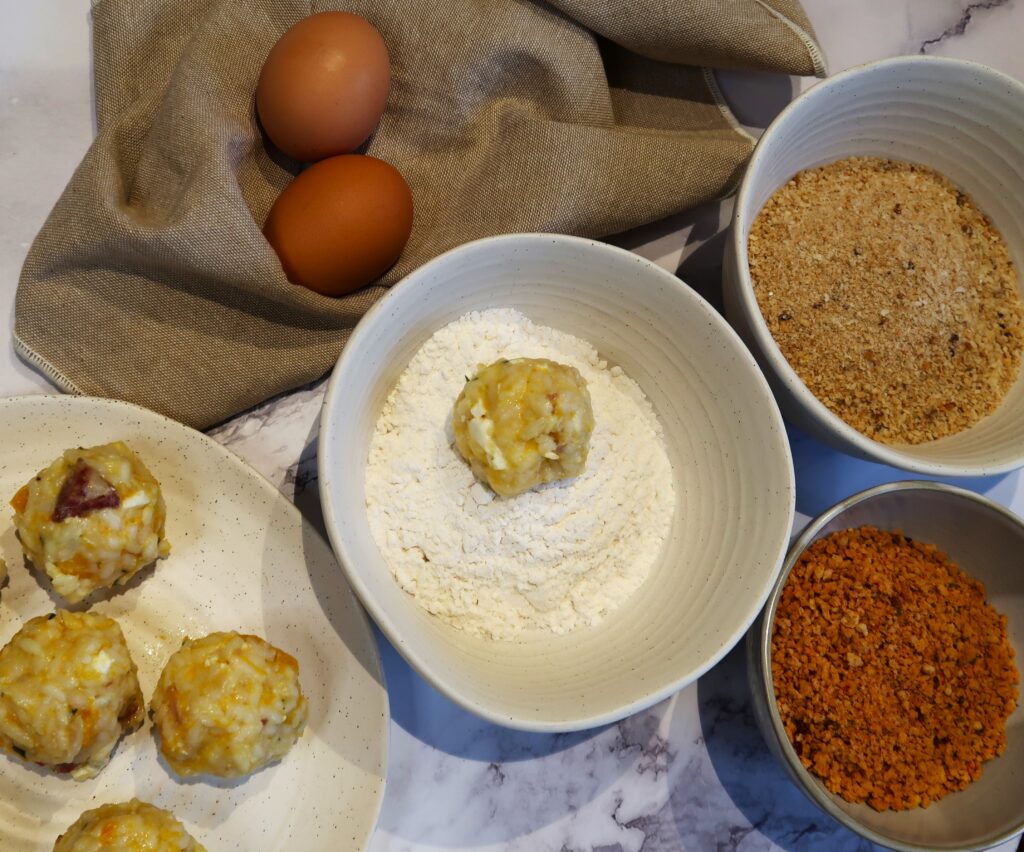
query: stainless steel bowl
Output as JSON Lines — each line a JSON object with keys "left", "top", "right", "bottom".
{"left": 748, "top": 481, "right": 1024, "bottom": 851}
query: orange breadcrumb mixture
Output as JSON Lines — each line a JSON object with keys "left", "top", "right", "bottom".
{"left": 771, "top": 526, "right": 1019, "bottom": 811}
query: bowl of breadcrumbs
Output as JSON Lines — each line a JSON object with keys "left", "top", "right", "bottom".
{"left": 724, "top": 56, "right": 1024, "bottom": 477}
{"left": 749, "top": 481, "right": 1023, "bottom": 851}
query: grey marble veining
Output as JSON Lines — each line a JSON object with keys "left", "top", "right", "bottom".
{"left": 794, "top": 0, "right": 1024, "bottom": 85}
{"left": 208, "top": 377, "right": 327, "bottom": 495}
{"left": 918, "top": 0, "right": 1012, "bottom": 55}
{"left": 349, "top": 609, "right": 895, "bottom": 852}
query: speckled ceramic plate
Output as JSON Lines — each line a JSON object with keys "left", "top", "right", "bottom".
{"left": 0, "top": 395, "right": 387, "bottom": 851}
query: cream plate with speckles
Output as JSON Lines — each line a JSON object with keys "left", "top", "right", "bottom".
{"left": 0, "top": 395, "right": 387, "bottom": 851}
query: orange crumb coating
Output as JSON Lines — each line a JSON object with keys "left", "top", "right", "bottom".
{"left": 771, "top": 526, "right": 1019, "bottom": 810}
{"left": 0, "top": 610, "right": 144, "bottom": 781}
{"left": 151, "top": 631, "right": 307, "bottom": 779}
{"left": 53, "top": 799, "right": 205, "bottom": 851}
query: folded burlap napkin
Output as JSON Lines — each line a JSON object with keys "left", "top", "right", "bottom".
{"left": 16, "top": 0, "right": 824, "bottom": 429}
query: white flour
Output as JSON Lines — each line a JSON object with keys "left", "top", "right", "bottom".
{"left": 364, "top": 308, "right": 675, "bottom": 640}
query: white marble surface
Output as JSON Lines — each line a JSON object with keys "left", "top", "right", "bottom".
{"left": 2, "top": 1, "right": 1023, "bottom": 849}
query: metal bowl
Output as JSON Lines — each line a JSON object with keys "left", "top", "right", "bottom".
{"left": 748, "top": 481, "right": 1024, "bottom": 851}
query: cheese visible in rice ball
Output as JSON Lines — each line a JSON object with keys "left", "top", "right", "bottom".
{"left": 54, "top": 799, "right": 205, "bottom": 852}
{"left": 151, "top": 631, "right": 308, "bottom": 778}
{"left": 10, "top": 441, "right": 171, "bottom": 603}
{"left": 0, "top": 610, "right": 144, "bottom": 780}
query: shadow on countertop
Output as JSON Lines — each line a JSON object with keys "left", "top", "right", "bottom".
{"left": 787, "top": 423, "right": 1021, "bottom": 521}
{"left": 605, "top": 67, "right": 796, "bottom": 319}
{"left": 375, "top": 625, "right": 606, "bottom": 763}
{"left": 694, "top": 643, "right": 882, "bottom": 852}
{"left": 606, "top": 197, "right": 731, "bottom": 316}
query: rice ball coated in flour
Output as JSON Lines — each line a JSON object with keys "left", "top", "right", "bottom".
{"left": 10, "top": 441, "right": 171, "bottom": 603}
{"left": 0, "top": 610, "right": 144, "bottom": 780}
{"left": 151, "top": 631, "right": 308, "bottom": 779}
{"left": 453, "top": 357, "right": 595, "bottom": 497}
{"left": 53, "top": 799, "right": 206, "bottom": 852}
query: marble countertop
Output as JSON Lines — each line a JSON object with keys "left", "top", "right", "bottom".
{"left": 2, "top": 1, "right": 1023, "bottom": 849}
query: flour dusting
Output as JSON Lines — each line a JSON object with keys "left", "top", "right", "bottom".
{"left": 364, "top": 308, "right": 675, "bottom": 640}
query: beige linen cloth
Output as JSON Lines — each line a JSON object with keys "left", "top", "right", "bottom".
{"left": 16, "top": 0, "right": 824, "bottom": 429}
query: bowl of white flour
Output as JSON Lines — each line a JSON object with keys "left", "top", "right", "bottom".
{"left": 319, "top": 233, "right": 795, "bottom": 731}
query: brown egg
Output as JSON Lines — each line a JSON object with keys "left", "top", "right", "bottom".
{"left": 257, "top": 12, "right": 390, "bottom": 162}
{"left": 264, "top": 155, "right": 413, "bottom": 297}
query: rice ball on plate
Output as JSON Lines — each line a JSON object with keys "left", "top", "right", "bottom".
{"left": 10, "top": 441, "right": 170, "bottom": 603}
{"left": 53, "top": 799, "right": 205, "bottom": 852}
{"left": 0, "top": 610, "right": 144, "bottom": 780}
{"left": 151, "top": 631, "right": 308, "bottom": 779}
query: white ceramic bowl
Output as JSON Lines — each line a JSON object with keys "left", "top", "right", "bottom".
{"left": 723, "top": 56, "right": 1024, "bottom": 476}
{"left": 749, "top": 481, "right": 1024, "bottom": 851}
{"left": 319, "top": 233, "right": 795, "bottom": 731}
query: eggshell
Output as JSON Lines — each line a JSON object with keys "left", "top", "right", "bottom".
{"left": 264, "top": 155, "right": 413, "bottom": 297}
{"left": 257, "top": 12, "right": 390, "bottom": 162}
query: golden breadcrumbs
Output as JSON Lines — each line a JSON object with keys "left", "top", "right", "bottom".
{"left": 749, "top": 157, "right": 1024, "bottom": 444}
{"left": 772, "top": 526, "right": 1019, "bottom": 810}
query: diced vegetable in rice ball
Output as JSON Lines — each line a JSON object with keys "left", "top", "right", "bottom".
{"left": 10, "top": 441, "right": 170, "bottom": 603}
{"left": 53, "top": 799, "right": 205, "bottom": 852}
{"left": 151, "top": 631, "right": 308, "bottom": 779}
{"left": 0, "top": 610, "right": 144, "bottom": 780}
{"left": 453, "top": 357, "right": 595, "bottom": 497}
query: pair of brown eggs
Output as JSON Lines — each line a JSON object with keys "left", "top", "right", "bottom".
{"left": 257, "top": 12, "right": 413, "bottom": 297}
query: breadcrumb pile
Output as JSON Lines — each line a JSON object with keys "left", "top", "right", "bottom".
{"left": 749, "top": 157, "right": 1024, "bottom": 444}
{"left": 771, "top": 526, "right": 1019, "bottom": 810}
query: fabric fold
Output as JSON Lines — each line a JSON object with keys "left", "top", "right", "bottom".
{"left": 17, "top": 0, "right": 824, "bottom": 428}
